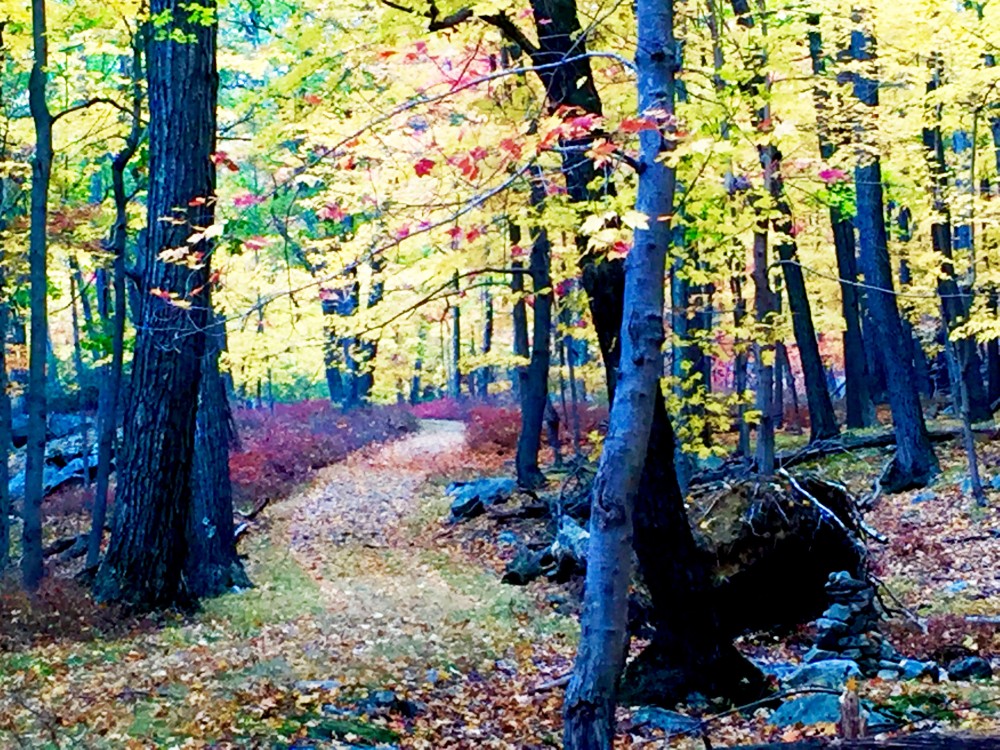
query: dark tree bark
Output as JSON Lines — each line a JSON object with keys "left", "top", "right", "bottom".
{"left": 88, "top": 37, "right": 143, "bottom": 571}
{"left": 770, "top": 158, "right": 839, "bottom": 442}
{"left": 23, "top": 0, "right": 54, "bottom": 591}
{"left": 0, "top": 271, "right": 10, "bottom": 572}
{"left": 849, "top": 23, "right": 936, "bottom": 492}
{"left": 563, "top": 0, "right": 678, "bottom": 740}
{"left": 511, "top": 249, "right": 529, "bottom": 398}
{"left": 187, "top": 310, "right": 250, "bottom": 597}
{"left": 987, "top": 53, "right": 1000, "bottom": 404}
{"left": 516, "top": 173, "right": 553, "bottom": 489}
{"left": 478, "top": 288, "right": 493, "bottom": 397}
{"left": 94, "top": 0, "right": 218, "bottom": 609}
{"left": 449, "top": 270, "right": 461, "bottom": 399}
{"left": 807, "top": 16, "right": 871, "bottom": 429}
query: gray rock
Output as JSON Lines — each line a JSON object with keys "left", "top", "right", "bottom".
{"left": 824, "top": 604, "right": 852, "bottom": 623}
{"left": 803, "top": 647, "right": 840, "bottom": 664}
{"left": 815, "top": 617, "right": 847, "bottom": 634}
{"left": 785, "top": 659, "right": 861, "bottom": 690}
{"left": 632, "top": 706, "right": 702, "bottom": 735}
{"left": 551, "top": 516, "right": 589, "bottom": 564}
{"left": 899, "top": 659, "right": 938, "bottom": 681}
{"left": 911, "top": 490, "right": 937, "bottom": 504}
{"left": 866, "top": 707, "right": 901, "bottom": 733}
{"left": 447, "top": 477, "right": 515, "bottom": 522}
{"left": 947, "top": 656, "right": 993, "bottom": 681}
{"left": 496, "top": 530, "right": 519, "bottom": 546}
{"left": 768, "top": 693, "right": 842, "bottom": 727}
{"left": 990, "top": 475, "right": 1000, "bottom": 491}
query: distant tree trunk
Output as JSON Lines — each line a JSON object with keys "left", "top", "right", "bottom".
{"left": 511, "top": 249, "right": 529, "bottom": 398}
{"left": 187, "top": 310, "right": 250, "bottom": 597}
{"left": 449, "top": 271, "right": 461, "bottom": 400}
{"left": 23, "top": 0, "right": 54, "bottom": 591}
{"left": 354, "top": 258, "right": 385, "bottom": 404}
{"left": 410, "top": 323, "right": 425, "bottom": 404}
{"left": 69, "top": 269, "right": 87, "bottom": 394}
{"left": 563, "top": 1, "right": 678, "bottom": 739}
{"left": 850, "top": 22, "right": 936, "bottom": 491}
{"left": 923, "top": 56, "right": 991, "bottom": 424}
{"left": 732, "top": 273, "right": 752, "bottom": 457}
{"left": 88, "top": 40, "right": 141, "bottom": 570}
{"left": 895, "top": 210, "right": 934, "bottom": 400}
{"left": 753, "top": 229, "right": 776, "bottom": 476}
{"left": 516, "top": 173, "right": 553, "bottom": 489}
{"left": 94, "top": 0, "right": 218, "bottom": 609}
{"left": 478, "top": 288, "right": 493, "bottom": 398}
{"left": 807, "top": 16, "right": 871, "bottom": 429}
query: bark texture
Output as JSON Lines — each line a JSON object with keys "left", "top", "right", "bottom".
{"left": 563, "top": 1, "right": 678, "bottom": 744}
{"left": 850, "top": 24, "right": 936, "bottom": 492}
{"left": 94, "top": 0, "right": 218, "bottom": 609}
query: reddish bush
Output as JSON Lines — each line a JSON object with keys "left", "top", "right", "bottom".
{"left": 409, "top": 397, "right": 471, "bottom": 421}
{"left": 885, "top": 614, "right": 1000, "bottom": 660}
{"left": 230, "top": 402, "right": 417, "bottom": 506}
{"left": 465, "top": 406, "right": 521, "bottom": 454}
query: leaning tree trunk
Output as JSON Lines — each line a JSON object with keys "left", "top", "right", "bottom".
{"left": 187, "top": 310, "right": 250, "bottom": 597}
{"left": 516, "top": 172, "right": 553, "bottom": 489}
{"left": 563, "top": 0, "right": 678, "bottom": 741}
{"left": 23, "top": 0, "right": 54, "bottom": 591}
{"left": 94, "top": 0, "right": 218, "bottom": 609}
{"left": 850, "top": 21, "right": 936, "bottom": 492}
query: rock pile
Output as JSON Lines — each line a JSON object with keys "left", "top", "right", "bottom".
{"left": 807, "top": 571, "right": 936, "bottom": 680}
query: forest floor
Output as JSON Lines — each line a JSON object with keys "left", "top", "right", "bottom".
{"left": 1, "top": 417, "right": 1000, "bottom": 748}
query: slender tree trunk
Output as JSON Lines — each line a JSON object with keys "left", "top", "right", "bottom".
{"left": 511, "top": 253, "right": 529, "bottom": 397}
{"left": 23, "top": 0, "right": 54, "bottom": 591}
{"left": 478, "top": 288, "right": 493, "bottom": 398}
{"left": 563, "top": 1, "right": 678, "bottom": 741}
{"left": 516, "top": 173, "right": 553, "bottom": 489}
{"left": 807, "top": 16, "right": 871, "bottom": 429}
{"left": 850, "top": 22, "right": 936, "bottom": 491}
{"left": 987, "top": 53, "right": 1000, "bottom": 404}
{"left": 94, "top": 0, "right": 218, "bottom": 609}
{"left": 923, "top": 56, "right": 991, "bottom": 423}
{"left": 87, "top": 42, "right": 141, "bottom": 569}
{"left": 449, "top": 271, "right": 461, "bottom": 400}
{"left": 0, "top": 278, "right": 10, "bottom": 572}
{"left": 732, "top": 266, "right": 752, "bottom": 457}
{"left": 752, "top": 229, "right": 776, "bottom": 476}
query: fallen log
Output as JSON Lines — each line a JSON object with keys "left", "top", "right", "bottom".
{"left": 692, "top": 426, "right": 992, "bottom": 487}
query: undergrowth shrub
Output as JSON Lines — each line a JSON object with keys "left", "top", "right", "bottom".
{"left": 230, "top": 402, "right": 417, "bottom": 507}
{"left": 465, "top": 406, "right": 521, "bottom": 454}
{"left": 409, "top": 397, "right": 471, "bottom": 421}
{"left": 0, "top": 578, "right": 144, "bottom": 651}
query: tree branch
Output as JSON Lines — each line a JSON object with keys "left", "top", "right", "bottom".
{"left": 51, "top": 96, "right": 132, "bottom": 124}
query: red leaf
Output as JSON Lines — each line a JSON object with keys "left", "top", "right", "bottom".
{"left": 414, "top": 158, "right": 435, "bottom": 177}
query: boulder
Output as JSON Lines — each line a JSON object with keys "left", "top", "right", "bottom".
{"left": 785, "top": 659, "right": 861, "bottom": 690}
{"left": 947, "top": 656, "right": 993, "bottom": 681}
{"left": 768, "top": 693, "right": 842, "bottom": 727}
{"left": 447, "top": 477, "right": 515, "bottom": 522}
{"left": 631, "top": 706, "right": 702, "bottom": 735}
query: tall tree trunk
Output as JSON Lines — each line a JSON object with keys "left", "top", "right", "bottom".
{"left": 94, "top": 0, "right": 218, "bottom": 609}
{"left": 849, "top": 22, "right": 936, "bottom": 492}
{"left": 563, "top": 1, "right": 678, "bottom": 741}
{"left": 478, "top": 287, "right": 493, "bottom": 398}
{"left": 987, "top": 53, "right": 1000, "bottom": 405}
{"left": 516, "top": 172, "right": 553, "bottom": 489}
{"left": 187, "top": 310, "right": 249, "bottom": 597}
{"left": 0, "top": 274, "right": 10, "bottom": 572}
{"left": 732, "top": 273, "right": 752, "bottom": 456}
{"left": 923, "top": 56, "right": 991, "bottom": 423}
{"left": 23, "top": 0, "right": 54, "bottom": 591}
{"left": 449, "top": 270, "right": 461, "bottom": 399}
{"left": 511, "top": 252, "right": 529, "bottom": 398}
{"left": 807, "top": 15, "right": 871, "bottom": 429}
{"left": 87, "top": 39, "right": 141, "bottom": 570}
{"left": 752, "top": 229, "right": 776, "bottom": 475}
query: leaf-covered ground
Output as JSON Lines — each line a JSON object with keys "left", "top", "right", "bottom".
{"left": 1, "top": 418, "right": 999, "bottom": 748}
